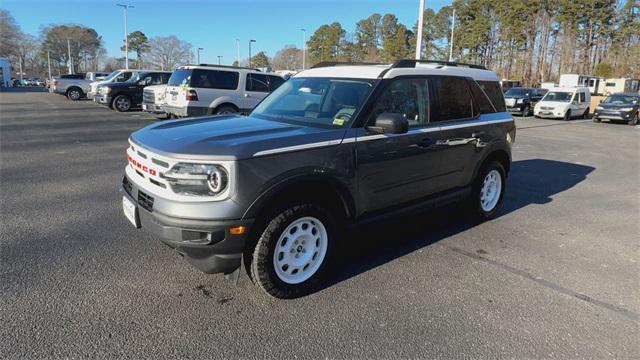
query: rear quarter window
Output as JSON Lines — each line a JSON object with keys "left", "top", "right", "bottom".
{"left": 192, "top": 69, "right": 239, "bottom": 90}
{"left": 429, "top": 77, "right": 474, "bottom": 121}
{"left": 478, "top": 81, "right": 506, "bottom": 112}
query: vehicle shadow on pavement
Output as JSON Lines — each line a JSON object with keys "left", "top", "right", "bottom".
{"left": 323, "top": 159, "right": 595, "bottom": 291}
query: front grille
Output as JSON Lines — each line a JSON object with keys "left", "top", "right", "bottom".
{"left": 137, "top": 190, "right": 154, "bottom": 212}
{"left": 122, "top": 176, "right": 133, "bottom": 196}
{"left": 143, "top": 91, "right": 154, "bottom": 104}
{"left": 541, "top": 106, "right": 554, "bottom": 110}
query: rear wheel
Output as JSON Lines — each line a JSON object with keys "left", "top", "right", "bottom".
{"left": 250, "top": 203, "right": 336, "bottom": 298}
{"left": 214, "top": 105, "right": 238, "bottom": 115}
{"left": 113, "top": 95, "right": 131, "bottom": 112}
{"left": 66, "top": 87, "right": 83, "bottom": 101}
{"left": 467, "top": 161, "right": 506, "bottom": 220}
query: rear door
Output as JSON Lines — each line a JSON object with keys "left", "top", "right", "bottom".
{"left": 243, "top": 73, "right": 271, "bottom": 110}
{"left": 434, "top": 77, "right": 494, "bottom": 188}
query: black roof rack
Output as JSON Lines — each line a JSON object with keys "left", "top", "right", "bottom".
{"left": 391, "top": 59, "right": 487, "bottom": 70}
{"left": 184, "top": 63, "right": 261, "bottom": 71}
{"left": 311, "top": 61, "right": 387, "bottom": 69}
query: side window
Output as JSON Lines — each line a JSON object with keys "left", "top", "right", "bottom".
{"left": 116, "top": 72, "right": 132, "bottom": 82}
{"left": 430, "top": 77, "right": 473, "bottom": 122}
{"left": 269, "top": 76, "right": 285, "bottom": 91}
{"left": 477, "top": 81, "right": 506, "bottom": 112}
{"left": 579, "top": 92, "right": 585, "bottom": 102}
{"left": 192, "top": 70, "right": 239, "bottom": 90}
{"left": 467, "top": 79, "right": 495, "bottom": 115}
{"left": 368, "top": 78, "right": 429, "bottom": 127}
{"left": 246, "top": 73, "right": 270, "bottom": 92}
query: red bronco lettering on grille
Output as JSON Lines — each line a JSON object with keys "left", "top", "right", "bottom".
{"left": 127, "top": 154, "right": 157, "bottom": 176}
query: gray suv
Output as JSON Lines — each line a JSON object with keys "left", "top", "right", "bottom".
{"left": 121, "top": 60, "right": 515, "bottom": 298}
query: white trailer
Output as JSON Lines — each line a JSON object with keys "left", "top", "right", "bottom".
{"left": 558, "top": 74, "right": 603, "bottom": 95}
{"left": 541, "top": 82, "right": 556, "bottom": 91}
{"left": 603, "top": 78, "right": 640, "bottom": 94}
{"left": 0, "top": 58, "right": 12, "bottom": 88}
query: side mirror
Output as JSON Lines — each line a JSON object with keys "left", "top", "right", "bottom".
{"left": 367, "top": 113, "right": 409, "bottom": 134}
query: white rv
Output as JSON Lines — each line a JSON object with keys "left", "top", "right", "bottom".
{"left": 558, "top": 74, "right": 603, "bottom": 95}
{"left": 0, "top": 58, "right": 12, "bottom": 88}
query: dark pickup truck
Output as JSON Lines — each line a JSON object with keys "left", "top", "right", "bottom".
{"left": 96, "top": 71, "right": 172, "bottom": 112}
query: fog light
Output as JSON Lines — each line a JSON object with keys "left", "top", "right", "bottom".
{"left": 229, "top": 226, "right": 246, "bottom": 235}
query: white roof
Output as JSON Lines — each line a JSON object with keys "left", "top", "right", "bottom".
{"left": 295, "top": 63, "right": 499, "bottom": 82}
{"left": 548, "top": 87, "right": 589, "bottom": 92}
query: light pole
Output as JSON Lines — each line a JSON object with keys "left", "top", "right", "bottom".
{"left": 449, "top": 8, "right": 456, "bottom": 62}
{"left": 235, "top": 39, "right": 240, "bottom": 66}
{"left": 300, "top": 28, "right": 306, "bottom": 70}
{"left": 116, "top": 4, "right": 134, "bottom": 69}
{"left": 415, "top": 0, "right": 425, "bottom": 60}
{"left": 197, "top": 47, "right": 204, "bottom": 64}
{"left": 217, "top": 55, "right": 222, "bottom": 65}
{"left": 47, "top": 50, "right": 52, "bottom": 81}
{"left": 67, "top": 38, "right": 73, "bottom": 74}
{"left": 248, "top": 39, "right": 256, "bottom": 68}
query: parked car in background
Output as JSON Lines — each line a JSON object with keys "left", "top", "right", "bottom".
{"left": 96, "top": 71, "right": 172, "bottom": 112}
{"left": 163, "top": 64, "right": 286, "bottom": 118}
{"left": 142, "top": 84, "right": 169, "bottom": 118}
{"left": 500, "top": 79, "right": 521, "bottom": 92}
{"left": 120, "top": 60, "right": 514, "bottom": 298}
{"left": 503, "top": 87, "right": 546, "bottom": 116}
{"left": 534, "top": 87, "right": 591, "bottom": 120}
{"left": 50, "top": 72, "right": 110, "bottom": 100}
{"left": 593, "top": 93, "right": 639, "bottom": 125}
{"left": 88, "top": 70, "right": 148, "bottom": 100}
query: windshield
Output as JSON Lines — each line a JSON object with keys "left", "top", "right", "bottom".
{"left": 542, "top": 91, "right": 573, "bottom": 102}
{"left": 168, "top": 69, "right": 191, "bottom": 86}
{"left": 504, "top": 88, "right": 530, "bottom": 97}
{"left": 602, "top": 94, "right": 639, "bottom": 104}
{"left": 251, "top": 77, "right": 374, "bottom": 129}
{"left": 102, "top": 71, "right": 120, "bottom": 82}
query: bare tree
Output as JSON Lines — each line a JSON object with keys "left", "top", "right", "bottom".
{"left": 272, "top": 45, "right": 302, "bottom": 70}
{"left": 147, "top": 35, "right": 192, "bottom": 71}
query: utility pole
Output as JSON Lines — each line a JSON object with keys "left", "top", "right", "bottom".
{"left": 300, "top": 28, "right": 306, "bottom": 70}
{"left": 249, "top": 39, "right": 256, "bottom": 68}
{"left": 47, "top": 50, "right": 52, "bottom": 81}
{"left": 415, "top": 0, "right": 425, "bottom": 60}
{"left": 235, "top": 39, "right": 240, "bottom": 66}
{"left": 67, "top": 38, "right": 73, "bottom": 74}
{"left": 197, "top": 47, "right": 203, "bottom": 64}
{"left": 18, "top": 56, "right": 23, "bottom": 82}
{"left": 449, "top": 8, "right": 456, "bottom": 62}
{"left": 116, "top": 4, "right": 134, "bottom": 69}
{"left": 217, "top": 55, "right": 222, "bottom": 65}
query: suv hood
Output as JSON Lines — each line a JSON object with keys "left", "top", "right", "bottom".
{"left": 504, "top": 94, "right": 528, "bottom": 100}
{"left": 598, "top": 102, "right": 637, "bottom": 109}
{"left": 131, "top": 115, "right": 347, "bottom": 160}
{"left": 538, "top": 101, "right": 570, "bottom": 108}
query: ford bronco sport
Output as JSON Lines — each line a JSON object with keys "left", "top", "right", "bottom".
{"left": 121, "top": 60, "right": 514, "bottom": 298}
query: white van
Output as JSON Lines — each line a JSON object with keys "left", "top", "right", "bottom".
{"left": 163, "top": 65, "right": 286, "bottom": 117}
{"left": 534, "top": 87, "right": 591, "bottom": 121}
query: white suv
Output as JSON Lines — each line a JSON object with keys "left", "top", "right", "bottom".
{"left": 163, "top": 64, "right": 286, "bottom": 118}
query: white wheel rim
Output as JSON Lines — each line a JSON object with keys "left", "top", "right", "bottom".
{"left": 480, "top": 170, "right": 502, "bottom": 212}
{"left": 273, "top": 216, "right": 328, "bottom": 284}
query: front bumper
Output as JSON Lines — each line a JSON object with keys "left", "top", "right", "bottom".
{"left": 534, "top": 109, "right": 565, "bottom": 119}
{"left": 87, "top": 91, "right": 96, "bottom": 100}
{"left": 142, "top": 101, "right": 165, "bottom": 114}
{"left": 507, "top": 103, "right": 529, "bottom": 115}
{"left": 121, "top": 175, "right": 253, "bottom": 274}
{"left": 593, "top": 110, "right": 635, "bottom": 121}
{"left": 96, "top": 94, "right": 112, "bottom": 106}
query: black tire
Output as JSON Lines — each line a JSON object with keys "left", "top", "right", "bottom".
{"left": 250, "top": 203, "right": 336, "bottom": 299}
{"left": 522, "top": 105, "right": 530, "bottom": 117}
{"left": 629, "top": 112, "right": 639, "bottom": 126}
{"left": 66, "top": 87, "right": 83, "bottom": 101}
{"left": 563, "top": 110, "right": 571, "bottom": 121}
{"left": 112, "top": 94, "right": 131, "bottom": 112}
{"left": 467, "top": 161, "right": 507, "bottom": 221}
{"left": 583, "top": 107, "right": 590, "bottom": 119}
{"left": 214, "top": 105, "right": 238, "bottom": 115}
{"left": 593, "top": 116, "right": 601, "bottom": 123}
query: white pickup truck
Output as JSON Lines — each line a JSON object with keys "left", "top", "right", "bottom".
{"left": 51, "top": 72, "right": 109, "bottom": 100}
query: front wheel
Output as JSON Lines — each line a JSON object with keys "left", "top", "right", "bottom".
{"left": 522, "top": 105, "right": 530, "bottom": 117}
{"left": 582, "top": 108, "right": 590, "bottom": 119}
{"left": 629, "top": 112, "right": 639, "bottom": 126}
{"left": 250, "top": 203, "right": 336, "bottom": 298}
{"left": 563, "top": 110, "right": 571, "bottom": 121}
{"left": 467, "top": 161, "right": 506, "bottom": 220}
{"left": 113, "top": 95, "right": 131, "bottom": 112}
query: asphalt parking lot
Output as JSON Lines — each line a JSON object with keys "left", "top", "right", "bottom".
{"left": 1, "top": 90, "right": 638, "bottom": 358}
